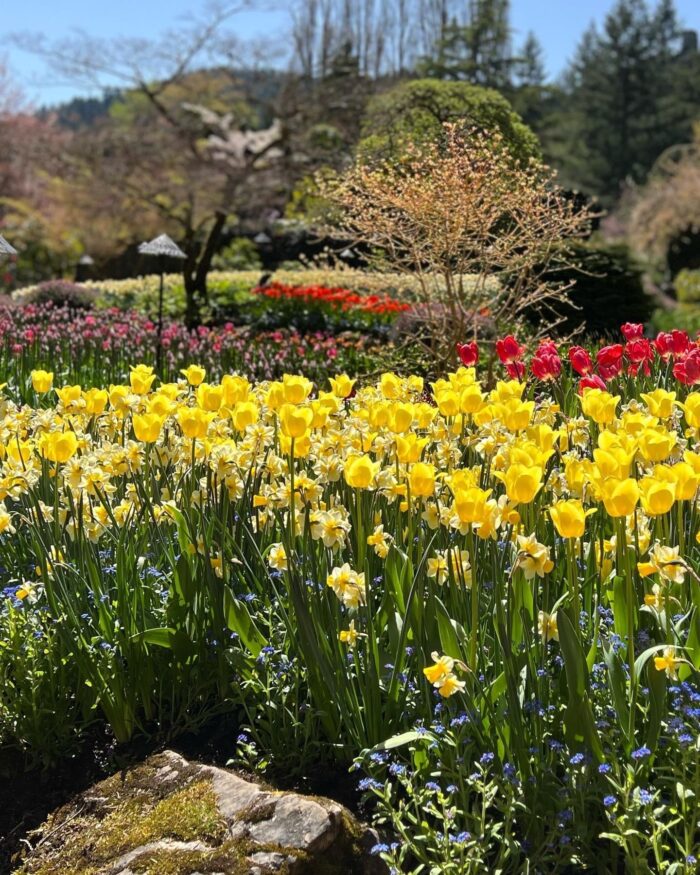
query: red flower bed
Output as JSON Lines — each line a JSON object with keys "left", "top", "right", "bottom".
{"left": 253, "top": 282, "right": 411, "bottom": 317}
{"left": 458, "top": 323, "right": 700, "bottom": 390}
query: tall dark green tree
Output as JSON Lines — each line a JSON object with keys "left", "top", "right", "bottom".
{"left": 552, "top": 0, "right": 700, "bottom": 203}
{"left": 420, "top": 0, "right": 513, "bottom": 90}
{"left": 510, "top": 31, "right": 549, "bottom": 129}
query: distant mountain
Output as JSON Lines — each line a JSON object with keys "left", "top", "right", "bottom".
{"left": 37, "top": 68, "right": 288, "bottom": 130}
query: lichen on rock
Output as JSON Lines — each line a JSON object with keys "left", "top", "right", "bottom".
{"left": 14, "top": 751, "right": 386, "bottom": 875}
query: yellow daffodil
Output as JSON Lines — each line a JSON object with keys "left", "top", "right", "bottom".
{"left": 538, "top": 611, "right": 559, "bottom": 642}
{"left": 516, "top": 534, "right": 554, "bottom": 579}
{"left": 654, "top": 646, "right": 682, "bottom": 679}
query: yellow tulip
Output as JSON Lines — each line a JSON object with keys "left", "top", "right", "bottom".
{"left": 278, "top": 404, "right": 314, "bottom": 439}
{"left": 549, "top": 499, "right": 593, "bottom": 539}
{"left": 499, "top": 398, "right": 535, "bottom": 432}
{"left": 670, "top": 462, "right": 699, "bottom": 501}
{"left": 679, "top": 393, "right": 700, "bottom": 429}
{"left": 221, "top": 375, "right": 250, "bottom": 406}
{"left": 409, "top": 462, "right": 436, "bottom": 498}
{"left": 581, "top": 388, "right": 619, "bottom": 425}
{"left": 453, "top": 486, "right": 492, "bottom": 524}
{"left": 83, "top": 388, "right": 109, "bottom": 416}
{"left": 181, "top": 364, "right": 206, "bottom": 386}
{"left": 148, "top": 393, "right": 176, "bottom": 417}
{"left": 5, "top": 438, "right": 33, "bottom": 464}
{"left": 344, "top": 454, "right": 380, "bottom": 490}
{"left": 109, "top": 384, "right": 130, "bottom": 414}
{"left": 395, "top": 433, "right": 428, "bottom": 464}
{"left": 639, "top": 469, "right": 676, "bottom": 516}
{"left": 55, "top": 385, "right": 83, "bottom": 408}
{"left": 39, "top": 430, "right": 78, "bottom": 464}
{"left": 282, "top": 374, "right": 313, "bottom": 404}
{"left": 599, "top": 477, "right": 639, "bottom": 518}
{"left": 637, "top": 427, "right": 676, "bottom": 463}
{"left": 387, "top": 403, "right": 414, "bottom": 434}
{"left": 641, "top": 388, "right": 676, "bottom": 419}
{"left": 177, "top": 407, "right": 212, "bottom": 440}
{"left": 500, "top": 464, "right": 543, "bottom": 505}
{"left": 133, "top": 413, "right": 165, "bottom": 443}
{"left": 435, "top": 390, "right": 460, "bottom": 417}
{"left": 196, "top": 383, "right": 224, "bottom": 412}
{"left": 459, "top": 384, "right": 484, "bottom": 415}
{"left": 129, "top": 366, "right": 156, "bottom": 395}
{"left": 564, "top": 458, "right": 589, "bottom": 497}
{"left": 231, "top": 401, "right": 259, "bottom": 432}
{"left": 31, "top": 369, "right": 53, "bottom": 393}
{"left": 329, "top": 374, "right": 355, "bottom": 399}
{"left": 380, "top": 372, "right": 403, "bottom": 400}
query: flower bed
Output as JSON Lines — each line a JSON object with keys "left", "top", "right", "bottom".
{"left": 0, "top": 325, "right": 698, "bottom": 872}
{"left": 0, "top": 301, "right": 385, "bottom": 392}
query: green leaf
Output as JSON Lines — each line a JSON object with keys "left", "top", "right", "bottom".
{"left": 603, "top": 641, "right": 631, "bottom": 743}
{"left": 646, "top": 656, "right": 666, "bottom": 754}
{"left": 223, "top": 587, "right": 266, "bottom": 657}
{"left": 558, "top": 609, "right": 603, "bottom": 760}
{"left": 133, "top": 627, "right": 176, "bottom": 649}
{"left": 681, "top": 606, "right": 700, "bottom": 679}
{"left": 435, "top": 597, "right": 462, "bottom": 657}
{"left": 371, "top": 730, "right": 430, "bottom": 752}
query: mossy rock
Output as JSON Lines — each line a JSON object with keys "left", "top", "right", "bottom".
{"left": 14, "top": 751, "right": 384, "bottom": 875}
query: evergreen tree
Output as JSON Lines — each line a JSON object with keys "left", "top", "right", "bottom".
{"left": 420, "top": 0, "right": 513, "bottom": 90}
{"left": 553, "top": 0, "right": 700, "bottom": 203}
{"left": 514, "top": 32, "right": 546, "bottom": 87}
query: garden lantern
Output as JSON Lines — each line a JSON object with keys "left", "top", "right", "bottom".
{"left": 0, "top": 235, "right": 17, "bottom": 256}
{"left": 75, "top": 253, "right": 95, "bottom": 283}
{"left": 138, "top": 234, "right": 186, "bottom": 373}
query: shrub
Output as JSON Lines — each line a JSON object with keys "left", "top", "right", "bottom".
{"left": 18, "top": 279, "right": 98, "bottom": 311}
{"left": 675, "top": 268, "right": 700, "bottom": 304}
{"left": 540, "top": 241, "right": 652, "bottom": 337}
{"left": 321, "top": 124, "right": 592, "bottom": 368}
{"left": 212, "top": 237, "right": 262, "bottom": 271}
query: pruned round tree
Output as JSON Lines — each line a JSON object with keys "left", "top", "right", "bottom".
{"left": 357, "top": 78, "right": 540, "bottom": 166}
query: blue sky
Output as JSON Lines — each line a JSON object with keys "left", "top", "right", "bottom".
{"left": 4, "top": 0, "right": 700, "bottom": 106}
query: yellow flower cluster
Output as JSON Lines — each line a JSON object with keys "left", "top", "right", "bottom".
{"left": 0, "top": 364, "right": 696, "bottom": 696}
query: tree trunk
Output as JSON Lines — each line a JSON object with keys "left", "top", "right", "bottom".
{"left": 182, "top": 210, "right": 227, "bottom": 330}
{"left": 194, "top": 210, "right": 227, "bottom": 300}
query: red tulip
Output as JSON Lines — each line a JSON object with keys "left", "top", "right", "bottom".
{"left": 625, "top": 338, "right": 654, "bottom": 365}
{"left": 597, "top": 344, "right": 624, "bottom": 380}
{"left": 621, "top": 323, "right": 644, "bottom": 341}
{"left": 456, "top": 341, "right": 479, "bottom": 367}
{"left": 531, "top": 344, "right": 562, "bottom": 381}
{"left": 578, "top": 374, "right": 607, "bottom": 392}
{"left": 654, "top": 330, "right": 690, "bottom": 359}
{"left": 674, "top": 347, "right": 700, "bottom": 385}
{"left": 496, "top": 335, "right": 524, "bottom": 363}
{"left": 568, "top": 345, "right": 593, "bottom": 376}
{"left": 505, "top": 361, "right": 526, "bottom": 380}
